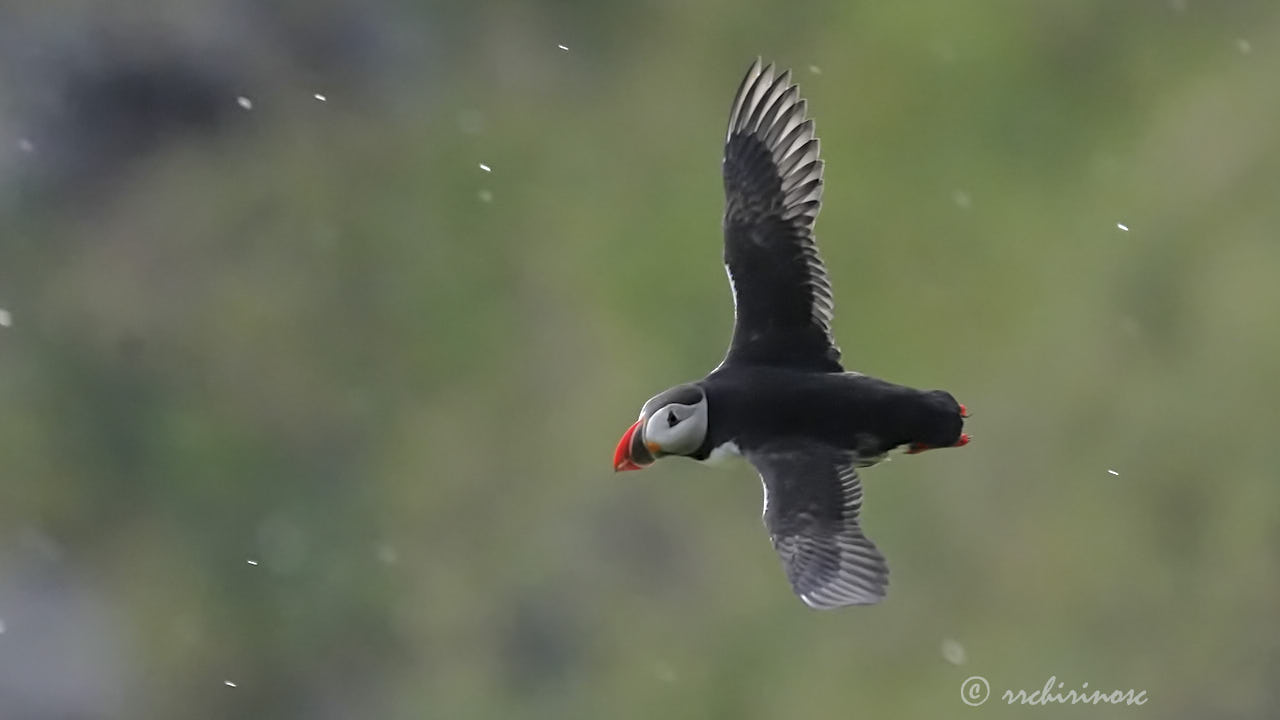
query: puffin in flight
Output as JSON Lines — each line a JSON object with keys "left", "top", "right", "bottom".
{"left": 613, "top": 59, "right": 970, "bottom": 609}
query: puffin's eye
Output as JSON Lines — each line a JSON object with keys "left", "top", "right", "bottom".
{"left": 666, "top": 410, "right": 679, "bottom": 428}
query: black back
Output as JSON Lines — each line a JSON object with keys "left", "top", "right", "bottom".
{"left": 698, "top": 368, "right": 951, "bottom": 459}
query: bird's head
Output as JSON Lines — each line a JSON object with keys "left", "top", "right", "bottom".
{"left": 613, "top": 383, "right": 708, "bottom": 471}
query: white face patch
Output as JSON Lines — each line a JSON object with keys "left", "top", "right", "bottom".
{"left": 643, "top": 399, "right": 708, "bottom": 457}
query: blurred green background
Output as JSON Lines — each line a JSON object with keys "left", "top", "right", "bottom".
{"left": 2, "top": 1, "right": 1278, "bottom": 718}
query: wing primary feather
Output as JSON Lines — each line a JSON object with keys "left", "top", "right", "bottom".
{"left": 775, "top": 119, "right": 814, "bottom": 164}
{"left": 782, "top": 159, "right": 822, "bottom": 193}
{"left": 745, "top": 70, "right": 791, "bottom": 133}
{"left": 777, "top": 138, "right": 820, "bottom": 179}
{"left": 762, "top": 93, "right": 804, "bottom": 149}
{"left": 725, "top": 57, "right": 764, "bottom": 138}
{"left": 782, "top": 199, "right": 820, "bottom": 223}
{"left": 736, "top": 64, "right": 775, "bottom": 134}
{"left": 783, "top": 178, "right": 823, "bottom": 208}
{"left": 755, "top": 81, "right": 798, "bottom": 141}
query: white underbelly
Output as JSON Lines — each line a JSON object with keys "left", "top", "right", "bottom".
{"left": 705, "top": 441, "right": 742, "bottom": 466}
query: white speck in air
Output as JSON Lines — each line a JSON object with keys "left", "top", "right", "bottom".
{"left": 557, "top": 44, "right": 569, "bottom": 52}
{"left": 953, "top": 190, "right": 972, "bottom": 209}
{"left": 1108, "top": 469, "right": 1120, "bottom": 476}
{"left": 1237, "top": 39, "right": 1252, "bottom": 54}
{"left": 224, "top": 681, "right": 238, "bottom": 688}
{"left": 478, "top": 189, "right": 493, "bottom": 203}
{"left": 0, "top": 618, "right": 6, "bottom": 634}
{"left": 0, "top": 309, "right": 11, "bottom": 327}
{"left": 941, "top": 638, "right": 967, "bottom": 665}
{"left": 1116, "top": 222, "right": 1129, "bottom": 231}
{"left": 479, "top": 163, "right": 491, "bottom": 172}
{"left": 246, "top": 559, "right": 259, "bottom": 566}
{"left": 313, "top": 93, "right": 327, "bottom": 102}
{"left": 808, "top": 65, "right": 822, "bottom": 75}
{"left": 17, "top": 138, "right": 34, "bottom": 153}
{"left": 236, "top": 96, "right": 253, "bottom": 110}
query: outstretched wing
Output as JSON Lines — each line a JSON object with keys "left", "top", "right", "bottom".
{"left": 720, "top": 58, "right": 841, "bottom": 372}
{"left": 748, "top": 440, "right": 888, "bottom": 608}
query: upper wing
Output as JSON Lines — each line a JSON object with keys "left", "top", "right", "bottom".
{"left": 719, "top": 59, "right": 841, "bottom": 372}
{"left": 747, "top": 440, "right": 888, "bottom": 608}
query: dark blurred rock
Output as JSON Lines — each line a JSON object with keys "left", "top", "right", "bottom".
{"left": 34, "top": 54, "right": 240, "bottom": 190}
{"left": 0, "top": 0, "right": 424, "bottom": 202}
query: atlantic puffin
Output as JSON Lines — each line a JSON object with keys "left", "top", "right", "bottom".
{"left": 612, "top": 59, "right": 970, "bottom": 609}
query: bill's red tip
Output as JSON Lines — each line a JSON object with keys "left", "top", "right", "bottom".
{"left": 954, "top": 433, "right": 971, "bottom": 447}
{"left": 959, "top": 404, "right": 969, "bottom": 418}
{"left": 613, "top": 419, "right": 644, "bottom": 472}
